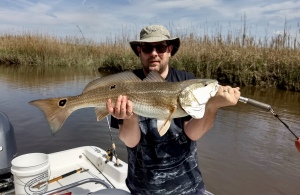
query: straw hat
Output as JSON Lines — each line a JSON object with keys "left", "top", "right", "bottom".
{"left": 129, "top": 25, "right": 180, "bottom": 56}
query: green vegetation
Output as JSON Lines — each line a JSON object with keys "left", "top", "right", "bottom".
{"left": 0, "top": 25, "right": 299, "bottom": 91}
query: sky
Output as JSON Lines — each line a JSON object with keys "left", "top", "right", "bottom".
{"left": 0, "top": 0, "right": 299, "bottom": 42}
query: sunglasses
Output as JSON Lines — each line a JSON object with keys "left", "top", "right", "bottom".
{"left": 140, "top": 44, "right": 168, "bottom": 54}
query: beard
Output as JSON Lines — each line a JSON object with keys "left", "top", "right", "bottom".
{"left": 142, "top": 58, "right": 169, "bottom": 74}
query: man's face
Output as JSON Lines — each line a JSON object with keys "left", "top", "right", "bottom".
{"left": 137, "top": 41, "right": 173, "bottom": 75}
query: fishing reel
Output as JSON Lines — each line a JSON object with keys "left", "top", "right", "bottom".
{"left": 105, "top": 149, "right": 114, "bottom": 163}
{"left": 104, "top": 144, "right": 122, "bottom": 167}
{"left": 103, "top": 116, "right": 123, "bottom": 167}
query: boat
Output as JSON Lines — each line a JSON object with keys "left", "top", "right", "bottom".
{"left": 3, "top": 146, "right": 130, "bottom": 195}
{"left": 0, "top": 111, "right": 214, "bottom": 195}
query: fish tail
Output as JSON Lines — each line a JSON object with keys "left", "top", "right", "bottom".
{"left": 29, "top": 97, "right": 73, "bottom": 134}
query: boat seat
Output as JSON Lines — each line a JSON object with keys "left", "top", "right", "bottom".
{"left": 89, "top": 188, "right": 131, "bottom": 194}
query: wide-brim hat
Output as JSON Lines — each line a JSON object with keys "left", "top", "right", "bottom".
{"left": 129, "top": 25, "right": 180, "bottom": 56}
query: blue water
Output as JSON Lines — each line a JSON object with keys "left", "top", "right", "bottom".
{"left": 0, "top": 67, "right": 299, "bottom": 195}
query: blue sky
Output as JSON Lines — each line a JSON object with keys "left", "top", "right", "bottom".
{"left": 0, "top": 0, "right": 299, "bottom": 42}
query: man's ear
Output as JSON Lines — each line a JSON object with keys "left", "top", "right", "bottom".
{"left": 168, "top": 45, "right": 173, "bottom": 56}
{"left": 137, "top": 46, "right": 141, "bottom": 54}
{"left": 168, "top": 45, "right": 173, "bottom": 54}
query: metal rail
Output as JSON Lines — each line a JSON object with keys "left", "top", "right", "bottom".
{"left": 42, "top": 178, "right": 111, "bottom": 195}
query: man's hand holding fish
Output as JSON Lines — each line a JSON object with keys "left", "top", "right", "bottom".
{"left": 106, "top": 95, "right": 134, "bottom": 120}
{"left": 106, "top": 95, "right": 141, "bottom": 148}
{"left": 184, "top": 85, "right": 240, "bottom": 141}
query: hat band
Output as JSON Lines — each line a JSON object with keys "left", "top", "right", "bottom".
{"left": 141, "top": 32, "right": 170, "bottom": 40}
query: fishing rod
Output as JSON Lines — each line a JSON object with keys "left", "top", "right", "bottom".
{"left": 105, "top": 116, "right": 122, "bottom": 167}
{"left": 239, "top": 96, "right": 300, "bottom": 152}
{"left": 32, "top": 168, "right": 87, "bottom": 189}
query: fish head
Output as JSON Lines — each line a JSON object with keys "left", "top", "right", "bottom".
{"left": 179, "top": 79, "right": 219, "bottom": 118}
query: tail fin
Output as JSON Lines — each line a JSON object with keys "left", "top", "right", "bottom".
{"left": 29, "top": 97, "right": 73, "bottom": 134}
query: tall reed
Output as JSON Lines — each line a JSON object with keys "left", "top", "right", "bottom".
{"left": 0, "top": 24, "right": 299, "bottom": 91}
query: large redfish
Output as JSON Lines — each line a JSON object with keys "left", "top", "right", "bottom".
{"left": 29, "top": 71, "right": 219, "bottom": 136}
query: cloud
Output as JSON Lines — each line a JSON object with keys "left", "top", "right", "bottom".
{"left": 0, "top": 0, "right": 299, "bottom": 41}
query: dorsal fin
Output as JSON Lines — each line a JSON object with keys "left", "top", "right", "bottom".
{"left": 83, "top": 71, "right": 141, "bottom": 93}
{"left": 143, "top": 71, "right": 166, "bottom": 82}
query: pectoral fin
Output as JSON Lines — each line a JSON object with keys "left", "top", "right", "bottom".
{"left": 157, "top": 106, "right": 177, "bottom": 136}
{"left": 157, "top": 119, "right": 171, "bottom": 136}
{"left": 95, "top": 107, "right": 109, "bottom": 121}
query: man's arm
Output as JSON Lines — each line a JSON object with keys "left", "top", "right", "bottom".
{"left": 106, "top": 95, "right": 141, "bottom": 148}
{"left": 184, "top": 85, "right": 240, "bottom": 141}
{"left": 118, "top": 114, "right": 140, "bottom": 148}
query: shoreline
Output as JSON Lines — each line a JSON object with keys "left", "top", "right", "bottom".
{"left": 0, "top": 32, "right": 299, "bottom": 92}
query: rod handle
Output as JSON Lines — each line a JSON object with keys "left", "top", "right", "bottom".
{"left": 239, "top": 96, "right": 272, "bottom": 111}
{"left": 49, "top": 168, "right": 82, "bottom": 183}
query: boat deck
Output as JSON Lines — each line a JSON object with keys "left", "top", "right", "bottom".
{"left": 45, "top": 146, "right": 129, "bottom": 194}
{"left": 1, "top": 146, "right": 214, "bottom": 195}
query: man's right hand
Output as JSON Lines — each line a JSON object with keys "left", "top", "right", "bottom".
{"left": 106, "top": 95, "right": 134, "bottom": 119}
{"left": 107, "top": 95, "right": 140, "bottom": 148}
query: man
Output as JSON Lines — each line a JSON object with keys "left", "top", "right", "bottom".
{"left": 106, "top": 25, "right": 240, "bottom": 195}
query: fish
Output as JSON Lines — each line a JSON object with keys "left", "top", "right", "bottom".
{"left": 29, "top": 71, "right": 219, "bottom": 136}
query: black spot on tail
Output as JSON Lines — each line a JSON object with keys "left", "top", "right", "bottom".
{"left": 59, "top": 99, "right": 67, "bottom": 107}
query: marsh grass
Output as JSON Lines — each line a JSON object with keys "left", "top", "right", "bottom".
{"left": 0, "top": 25, "right": 299, "bottom": 91}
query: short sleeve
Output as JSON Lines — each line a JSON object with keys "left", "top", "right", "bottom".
{"left": 110, "top": 116, "right": 121, "bottom": 128}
